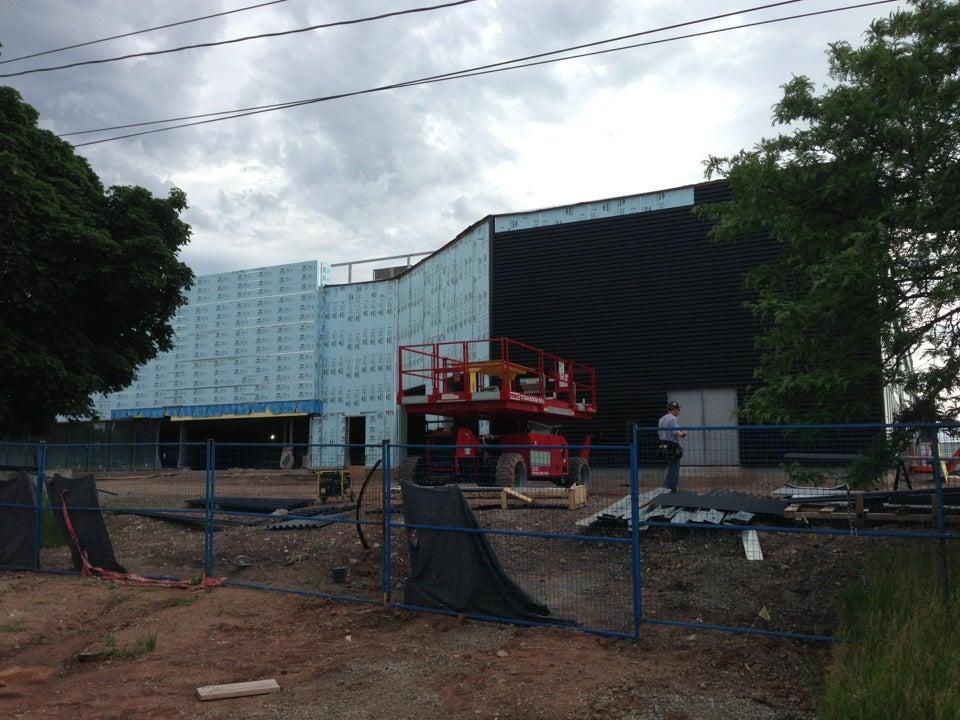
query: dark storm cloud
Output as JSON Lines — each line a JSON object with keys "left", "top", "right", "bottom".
{"left": 1, "top": 0, "right": 906, "bottom": 275}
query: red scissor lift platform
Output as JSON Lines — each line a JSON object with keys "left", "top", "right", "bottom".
{"left": 396, "top": 339, "right": 597, "bottom": 487}
{"left": 397, "top": 338, "right": 597, "bottom": 421}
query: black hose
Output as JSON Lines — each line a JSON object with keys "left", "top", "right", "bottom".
{"left": 355, "top": 458, "right": 383, "bottom": 550}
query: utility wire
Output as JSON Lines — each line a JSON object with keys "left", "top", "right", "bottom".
{"left": 0, "top": 0, "right": 290, "bottom": 65}
{"left": 70, "top": 0, "right": 898, "bottom": 148}
{"left": 62, "top": 0, "right": 809, "bottom": 138}
{"left": 0, "top": 0, "right": 478, "bottom": 78}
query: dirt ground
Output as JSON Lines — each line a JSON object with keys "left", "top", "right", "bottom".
{"left": 7, "top": 467, "right": 907, "bottom": 718}
{"left": 0, "top": 574, "right": 825, "bottom": 720}
{"left": 35, "top": 468, "right": 873, "bottom": 638}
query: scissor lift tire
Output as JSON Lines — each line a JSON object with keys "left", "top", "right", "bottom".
{"left": 495, "top": 453, "right": 527, "bottom": 487}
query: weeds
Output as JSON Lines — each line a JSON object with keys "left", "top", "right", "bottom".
{"left": 103, "top": 632, "right": 158, "bottom": 660}
{"left": 103, "top": 594, "right": 129, "bottom": 610}
{"left": 818, "top": 544, "right": 960, "bottom": 720}
{"left": 168, "top": 596, "right": 197, "bottom": 608}
{"left": 40, "top": 496, "right": 66, "bottom": 548}
{"left": 1, "top": 618, "right": 25, "bottom": 633}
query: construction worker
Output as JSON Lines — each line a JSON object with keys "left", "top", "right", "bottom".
{"left": 658, "top": 400, "right": 688, "bottom": 492}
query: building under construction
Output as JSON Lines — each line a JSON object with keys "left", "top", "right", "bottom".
{"left": 45, "top": 179, "right": 891, "bottom": 468}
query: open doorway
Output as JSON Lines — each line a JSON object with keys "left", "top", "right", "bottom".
{"left": 347, "top": 416, "right": 366, "bottom": 465}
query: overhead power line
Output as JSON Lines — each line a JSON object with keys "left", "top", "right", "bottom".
{"left": 62, "top": 0, "right": 809, "bottom": 138}
{"left": 0, "top": 0, "right": 290, "bottom": 65}
{"left": 0, "top": 0, "right": 478, "bottom": 78}
{"left": 69, "top": 0, "right": 898, "bottom": 148}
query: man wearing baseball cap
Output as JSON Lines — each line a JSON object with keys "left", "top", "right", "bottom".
{"left": 658, "top": 400, "right": 688, "bottom": 492}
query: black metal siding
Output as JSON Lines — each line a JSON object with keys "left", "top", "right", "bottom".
{"left": 490, "top": 180, "right": 882, "bottom": 454}
{"left": 490, "top": 181, "right": 765, "bottom": 446}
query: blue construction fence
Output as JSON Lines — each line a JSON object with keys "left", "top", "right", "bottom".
{"left": 0, "top": 422, "right": 958, "bottom": 642}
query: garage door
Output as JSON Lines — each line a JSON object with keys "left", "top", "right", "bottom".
{"left": 665, "top": 388, "right": 739, "bottom": 466}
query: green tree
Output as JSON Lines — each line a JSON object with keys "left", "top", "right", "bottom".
{"left": 0, "top": 86, "right": 193, "bottom": 436}
{"left": 702, "top": 0, "right": 960, "bottom": 424}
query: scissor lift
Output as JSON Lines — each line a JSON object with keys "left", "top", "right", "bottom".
{"left": 397, "top": 338, "right": 597, "bottom": 487}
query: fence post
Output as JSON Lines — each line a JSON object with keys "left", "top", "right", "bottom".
{"left": 204, "top": 439, "right": 215, "bottom": 578}
{"left": 381, "top": 438, "right": 392, "bottom": 608}
{"left": 630, "top": 424, "right": 642, "bottom": 641}
{"left": 932, "top": 431, "right": 950, "bottom": 603}
{"left": 33, "top": 442, "right": 47, "bottom": 570}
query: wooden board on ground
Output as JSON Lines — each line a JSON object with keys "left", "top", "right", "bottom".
{"left": 196, "top": 679, "right": 280, "bottom": 701}
{"left": 501, "top": 487, "right": 532, "bottom": 509}
{"left": 389, "top": 484, "right": 587, "bottom": 510}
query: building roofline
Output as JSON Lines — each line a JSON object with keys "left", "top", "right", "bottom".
{"left": 325, "top": 177, "right": 721, "bottom": 288}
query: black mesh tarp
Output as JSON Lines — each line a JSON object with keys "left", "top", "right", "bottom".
{"left": 400, "top": 482, "right": 561, "bottom": 624}
{"left": 46, "top": 474, "right": 126, "bottom": 573}
{"left": 0, "top": 472, "right": 36, "bottom": 568}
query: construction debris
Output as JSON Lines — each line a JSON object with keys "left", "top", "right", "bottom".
{"left": 578, "top": 489, "right": 781, "bottom": 533}
{"left": 196, "top": 679, "right": 280, "bottom": 701}
{"left": 741, "top": 530, "right": 763, "bottom": 561}
{"left": 772, "top": 483, "right": 847, "bottom": 499}
{"left": 115, "top": 509, "right": 257, "bottom": 530}
{"left": 77, "top": 650, "right": 109, "bottom": 663}
{"left": 647, "top": 490, "right": 789, "bottom": 517}
{"left": 264, "top": 512, "right": 350, "bottom": 531}
{"left": 186, "top": 497, "right": 314, "bottom": 513}
{"left": 391, "top": 483, "right": 588, "bottom": 511}
{"left": 775, "top": 485, "right": 960, "bottom": 523}
{"left": 579, "top": 478, "right": 958, "bottom": 547}
{"left": 575, "top": 488, "right": 667, "bottom": 530}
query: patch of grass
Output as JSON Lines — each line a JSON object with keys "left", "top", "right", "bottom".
{"left": 818, "top": 545, "right": 960, "bottom": 720}
{"left": 1, "top": 618, "right": 25, "bottom": 633}
{"left": 103, "top": 632, "right": 158, "bottom": 661}
{"left": 168, "top": 595, "right": 197, "bottom": 608}
{"left": 29, "top": 632, "right": 46, "bottom": 645}
{"left": 103, "top": 594, "right": 129, "bottom": 610}
{"left": 40, "top": 496, "right": 66, "bottom": 549}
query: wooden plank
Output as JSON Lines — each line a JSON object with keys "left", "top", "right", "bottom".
{"left": 504, "top": 487, "right": 533, "bottom": 504}
{"left": 786, "top": 510, "right": 955, "bottom": 523}
{"left": 571, "top": 483, "right": 588, "bottom": 510}
{"left": 196, "top": 679, "right": 280, "bottom": 701}
{"left": 785, "top": 503, "right": 800, "bottom": 513}
{"left": 567, "top": 485, "right": 581, "bottom": 510}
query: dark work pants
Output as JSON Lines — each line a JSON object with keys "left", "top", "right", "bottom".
{"left": 663, "top": 441, "right": 681, "bottom": 492}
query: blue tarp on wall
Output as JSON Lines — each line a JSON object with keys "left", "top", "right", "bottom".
{"left": 111, "top": 399, "right": 322, "bottom": 420}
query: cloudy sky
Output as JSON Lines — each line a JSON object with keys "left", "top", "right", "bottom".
{"left": 1, "top": 0, "right": 904, "bottom": 281}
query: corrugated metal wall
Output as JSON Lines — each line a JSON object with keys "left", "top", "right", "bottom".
{"left": 490, "top": 180, "right": 778, "bottom": 448}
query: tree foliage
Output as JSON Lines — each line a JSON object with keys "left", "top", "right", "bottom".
{"left": 0, "top": 86, "right": 193, "bottom": 436}
{"left": 702, "top": 0, "right": 960, "bottom": 424}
